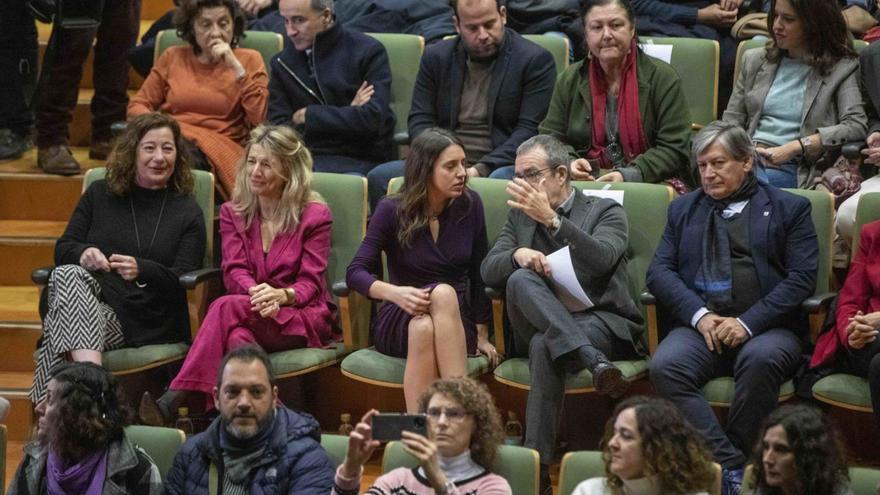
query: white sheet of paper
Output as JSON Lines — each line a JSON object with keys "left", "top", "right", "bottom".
{"left": 582, "top": 188, "right": 625, "bottom": 205}
{"left": 546, "top": 245, "right": 594, "bottom": 312}
{"left": 639, "top": 43, "right": 673, "bottom": 64}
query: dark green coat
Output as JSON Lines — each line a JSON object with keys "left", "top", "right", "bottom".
{"left": 539, "top": 51, "right": 693, "bottom": 185}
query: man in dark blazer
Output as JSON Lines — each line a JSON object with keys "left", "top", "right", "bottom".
{"left": 268, "top": 0, "right": 395, "bottom": 176}
{"left": 366, "top": 0, "right": 557, "bottom": 209}
{"left": 647, "top": 121, "right": 818, "bottom": 495}
{"left": 481, "top": 134, "right": 645, "bottom": 493}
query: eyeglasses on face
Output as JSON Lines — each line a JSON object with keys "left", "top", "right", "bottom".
{"left": 513, "top": 166, "right": 554, "bottom": 182}
{"left": 425, "top": 407, "right": 469, "bottom": 422}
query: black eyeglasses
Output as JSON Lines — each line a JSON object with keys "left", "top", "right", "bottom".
{"left": 514, "top": 167, "right": 554, "bottom": 182}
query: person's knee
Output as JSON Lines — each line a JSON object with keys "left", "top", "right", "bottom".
{"left": 408, "top": 316, "right": 436, "bottom": 345}
{"left": 228, "top": 327, "right": 256, "bottom": 348}
{"left": 429, "top": 284, "right": 458, "bottom": 308}
{"left": 506, "top": 268, "right": 541, "bottom": 297}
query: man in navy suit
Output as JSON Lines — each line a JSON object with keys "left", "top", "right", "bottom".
{"left": 647, "top": 121, "right": 818, "bottom": 495}
{"left": 365, "top": 0, "right": 557, "bottom": 209}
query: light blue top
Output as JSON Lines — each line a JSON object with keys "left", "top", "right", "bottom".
{"left": 752, "top": 57, "right": 811, "bottom": 147}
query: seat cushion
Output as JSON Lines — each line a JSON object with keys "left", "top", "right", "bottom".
{"left": 702, "top": 377, "right": 795, "bottom": 406}
{"left": 341, "top": 347, "right": 489, "bottom": 386}
{"left": 270, "top": 342, "right": 348, "bottom": 378}
{"left": 493, "top": 357, "right": 649, "bottom": 392}
{"left": 103, "top": 343, "right": 189, "bottom": 373}
{"left": 812, "top": 373, "right": 872, "bottom": 411}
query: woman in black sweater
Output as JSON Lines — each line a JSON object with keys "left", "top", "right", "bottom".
{"left": 31, "top": 112, "right": 206, "bottom": 404}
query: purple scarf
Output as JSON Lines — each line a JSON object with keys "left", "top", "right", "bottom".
{"left": 47, "top": 449, "right": 108, "bottom": 495}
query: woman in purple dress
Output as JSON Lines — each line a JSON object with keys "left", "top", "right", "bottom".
{"left": 347, "top": 128, "right": 497, "bottom": 412}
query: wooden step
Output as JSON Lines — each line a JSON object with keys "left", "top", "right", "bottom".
{"left": 142, "top": 0, "right": 177, "bottom": 21}
{"left": 0, "top": 221, "right": 65, "bottom": 285}
{"left": 0, "top": 372, "right": 35, "bottom": 442}
{"left": 0, "top": 168, "right": 94, "bottom": 222}
{"left": 0, "top": 323, "right": 42, "bottom": 373}
{"left": 37, "top": 20, "right": 156, "bottom": 44}
{"left": 0, "top": 287, "right": 40, "bottom": 324}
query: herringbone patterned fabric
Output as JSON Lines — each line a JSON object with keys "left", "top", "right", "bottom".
{"left": 31, "top": 265, "right": 125, "bottom": 403}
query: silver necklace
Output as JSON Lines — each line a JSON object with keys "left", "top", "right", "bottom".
{"left": 129, "top": 189, "right": 169, "bottom": 288}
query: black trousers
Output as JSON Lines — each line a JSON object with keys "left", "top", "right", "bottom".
{"left": 0, "top": 0, "right": 37, "bottom": 135}
{"left": 843, "top": 337, "right": 880, "bottom": 428}
{"left": 34, "top": 0, "right": 141, "bottom": 147}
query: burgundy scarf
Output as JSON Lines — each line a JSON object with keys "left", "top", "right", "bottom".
{"left": 586, "top": 39, "right": 649, "bottom": 169}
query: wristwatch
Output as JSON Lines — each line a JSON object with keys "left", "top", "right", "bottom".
{"left": 799, "top": 136, "right": 813, "bottom": 156}
{"left": 548, "top": 213, "right": 561, "bottom": 232}
{"left": 284, "top": 288, "right": 295, "bottom": 304}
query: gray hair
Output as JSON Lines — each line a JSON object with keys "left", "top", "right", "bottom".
{"left": 692, "top": 120, "right": 754, "bottom": 162}
{"left": 517, "top": 135, "right": 572, "bottom": 182}
{"left": 310, "top": 0, "right": 333, "bottom": 12}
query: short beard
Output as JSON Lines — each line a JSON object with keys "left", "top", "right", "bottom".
{"left": 223, "top": 406, "right": 276, "bottom": 441}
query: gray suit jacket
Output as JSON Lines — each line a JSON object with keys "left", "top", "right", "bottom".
{"left": 722, "top": 47, "right": 867, "bottom": 187}
{"left": 481, "top": 191, "right": 645, "bottom": 350}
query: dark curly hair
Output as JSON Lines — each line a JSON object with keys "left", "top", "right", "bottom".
{"left": 107, "top": 112, "right": 195, "bottom": 196}
{"left": 765, "top": 0, "right": 854, "bottom": 75}
{"left": 600, "top": 396, "right": 716, "bottom": 494}
{"left": 174, "top": 0, "right": 246, "bottom": 55}
{"left": 44, "top": 362, "right": 131, "bottom": 462}
{"left": 749, "top": 404, "right": 849, "bottom": 495}
{"left": 417, "top": 377, "right": 504, "bottom": 470}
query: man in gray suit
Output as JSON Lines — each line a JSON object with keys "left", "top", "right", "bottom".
{"left": 480, "top": 134, "right": 645, "bottom": 491}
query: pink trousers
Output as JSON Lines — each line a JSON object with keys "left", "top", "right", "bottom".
{"left": 170, "top": 295, "right": 305, "bottom": 396}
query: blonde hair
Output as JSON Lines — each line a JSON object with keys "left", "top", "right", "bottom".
{"left": 232, "top": 125, "right": 321, "bottom": 236}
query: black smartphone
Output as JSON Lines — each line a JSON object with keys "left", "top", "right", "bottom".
{"left": 371, "top": 413, "right": 428, "bottom": 441}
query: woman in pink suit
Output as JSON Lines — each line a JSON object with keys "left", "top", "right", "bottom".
{"left": 812, "top": 219, "right": 880, "bottom": 427}
{"left": 139, "top": 124, "right": 338, "bottom": 424}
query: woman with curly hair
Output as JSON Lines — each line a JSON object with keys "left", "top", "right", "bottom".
{"left": 333, "top": 377, "right": 512, "bottom": 494}
{"left": 346, "top": 128, "right": 495, "bottom": 412}
{"left": 31, "top": 111, "right": 205, "bottom": 405}
{"left": 747, "top": 404, "right": 852, "bottom": 495}
{"left": 128, "top": 0, "right": 268, "bottom": 196}
{"left": 573, "top": 396, "right": 716, "bottom": 495}
{"left": 9, "top": 362, "right": 162, "bottom": 494}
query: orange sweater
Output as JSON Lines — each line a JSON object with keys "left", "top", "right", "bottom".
{"left": 129, "top": 45, "right": 268, "bottom": 196}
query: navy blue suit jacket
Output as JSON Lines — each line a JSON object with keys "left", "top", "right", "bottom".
{"left": 646, "top": 183, "right": 819, "bottom": 335}
{"left": 267, "top": 23, "right": 395, "bottom": 162}
{"left": 408, "top": 28, "right": 556, "bottom": 172}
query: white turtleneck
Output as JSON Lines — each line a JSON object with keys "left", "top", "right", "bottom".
{"left": 417, "top": 449, "right": 484, "bottom": 483}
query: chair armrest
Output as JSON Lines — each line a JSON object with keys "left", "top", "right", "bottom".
{"left": 110, "top": 121, "right": 128, "bottom": 138}
{"left": 179, "top": 267, "right": 222, "bottom": 290}
{"left": 639, "top": 291, "right": 661, "bottom": 355}
{"left": 842, "top": 142, "right": 865, "bottom": 161}
{"left": 803, "top": 292, "right": 836, "bottom": 313}
{"left": 332, "top": 280, "right": 350, "bottom": 297}
{"left": 393, "top": 131, "right": 410, "bottom": 146}
{"left": 485, "top": 286, "right": 503, "bottom": 300}
{"left": 32, "top": 266, "right": 54, "bottom": 285}
{"left": 639, "top": 291, "right": 656, "bottom": 306}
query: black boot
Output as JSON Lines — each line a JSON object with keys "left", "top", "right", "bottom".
{"left": 566, "top": 345, "right": 630, "bottom": 398}
{"left": 139, "top": 390, "right": 186, "bottom": 426}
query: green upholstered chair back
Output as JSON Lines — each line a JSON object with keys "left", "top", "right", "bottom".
{"left": 0, "top": 424, "right": 5, "bottom": 493}
{"left": 155, "top": 29, "right": 283, "bottom": 75}
{"left": 311, "top": 173, "right": 370, "bottom": 348}
{"left": 640, "top": 37, "right": 720, "bottom": 128}
{"left": 124, "top": 425, "right": 186, "bottom": 481}
{"left": 853, "top": 192, "right": 880, "bottom": 255}
{"left": 782, "top": 188, "right": 833, "bottom": 295}
{"left": 850, "top": 466, "right": 880, "bottom": 495}
{"left": 321, "top": 433, "right": 350, "bottom": 468}
{"left": 577, "top": 183, "right": 673, "bottom": 341}
{"left": 83, "top": 168, "right": 215, "bottom": 268}
{"left": 558, "top": 451, "right": 604, "bottom": 495}
{"left": 367, "top": 33, "right": 425, "bottom": 139}
{"left": 523, "top": 34, "right": 570, "bottom": 76}
{"left": 383, "top": 441, "right": 540, "bottom": 494}
{"left": 734, "top": 38, "right": 868, "bottom": 86}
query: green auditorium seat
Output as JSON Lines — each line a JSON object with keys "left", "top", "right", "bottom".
{"left": 321, "top": 433, "right": 350, "bottom": 468}
{"left": 523, "top": 34, "right": 570, "bottom": 76}
{"left": 125, "top": 425, "right": 186, "bottom": 481}
{"left": 155, "top": 29, "right": 283, "bottom": 77}
{"left": 366, "top": 33, "right": 425, "bottom": 146}
{"left": 734, "top": 38, "right": 868, "bottom": 85}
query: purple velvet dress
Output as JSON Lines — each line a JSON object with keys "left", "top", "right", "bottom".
{"left": 346, "top": 189, "right": 492, "bottom": 357}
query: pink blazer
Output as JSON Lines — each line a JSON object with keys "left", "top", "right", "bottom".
{"left": 219, "top": 201, "right": 337, "bottom": 347}
{"left": 812, "top": 220, "right": 880, "bottom": 368}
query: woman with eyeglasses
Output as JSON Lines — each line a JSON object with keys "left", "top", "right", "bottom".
{"left": 333, "top": 377, "right": 512, "bottom": 495}
{"left": 346, "top": 128, "right": 495, "bottom": 413}
{"left": 538, "top": 0, "right": 693, "bottom": 191}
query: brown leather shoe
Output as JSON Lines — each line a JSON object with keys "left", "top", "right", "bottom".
{"left": 37, "top": 145, "right": 81, "bottom": 176}
{"left": 88, "top": 140, "right": 113, "bottom": 160}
